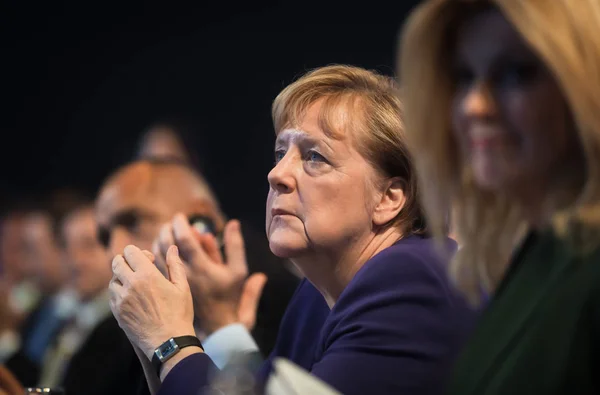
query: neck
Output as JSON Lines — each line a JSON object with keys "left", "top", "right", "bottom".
{"left": 292, "top": 227, "right": 403, "bottom": 308}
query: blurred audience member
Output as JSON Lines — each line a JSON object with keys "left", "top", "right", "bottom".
{"left": 0, "top": 191, "right": 80, "bottom": 386}
{"left": 39, "top": 199, "right": 147, "bottom": 395}
{"left": 400, "top": 0, "right": 600, "bottom": 393}
{"left": 134, "top": 119, "right": 209, "bottom": 175}
{"left": 0, "top": 207, "right": 41, "bottom": 370}
{"left": 136, "top": 123, "right": 191, "bottom": 163}
{"left": 96, "top": 159, "right": 299, "bottom": 359}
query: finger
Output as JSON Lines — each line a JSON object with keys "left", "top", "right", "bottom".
{"left": 152, "top": 240, "right": 169, "bottom": 279}
{"left": 108, "top": 278, "right": 124, "bottom": 307}
{"left": 111, "top": 255, "right": 132, "bottom": 285}
{"left": 238, "top": 273, "right": 268, "bottom": 331}
{"left": 172, "top": 213, "right": 213, "bottom": 270}
{"left": 158, "top": 223, "right": 175, "bottom": 260}
{"left": 110, "top": 274, "right": 123, "bottom": 287}
{"left": 123, "top": 245, "right": 156, "bottom": 273}
{"left": 166, "top": 245, "right": 190, "bottom": 290}
{"left": 198, "top": 232, "right": 223, "bottom": 264}
{"left": 224, "top": 220, "right": 247, "bottom": 275}
{"left": 109, "top": 277, "right": 123, "bottom": 293}
{"left": 142, "top": 250, "right": 155, "bottom": 262}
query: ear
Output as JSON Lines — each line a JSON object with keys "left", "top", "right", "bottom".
{"left": 373, "top": 178, "right": 407, "bottom": 227}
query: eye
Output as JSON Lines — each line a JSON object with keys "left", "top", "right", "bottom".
{"left": 452, "top": 64, "right": 474, "bottom": 89}
{"left": 494, "top": 61, "right": 539, "bottom": 88}
{"left": 120, "top": 212, "right": 140, "bottom": 232}
{"left": 274, "top": 149, "right": 286, "bottom": 165}
{"left": 306, "top": 150, "right": 327, "bottom": 164}
{"left": 97, "top": 226, "right": 110, "bottom": 249}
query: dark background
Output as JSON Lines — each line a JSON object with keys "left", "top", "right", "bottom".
{"left": 1, "top": 0, "right": 418, "bottom": 229}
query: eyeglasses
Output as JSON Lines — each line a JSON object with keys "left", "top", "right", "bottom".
{"left": 188, "top": 214, "right": 224, "bottom": 248}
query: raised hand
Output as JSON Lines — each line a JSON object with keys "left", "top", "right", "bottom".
{"left": 155, "top": 213, "right": 267, "bottom": 336}
{"left": 109, "top": 244, "right": 196, "bottom": 360}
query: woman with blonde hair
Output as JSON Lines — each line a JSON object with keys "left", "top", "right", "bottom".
{"left": 400, "top": 0, "right": 600, "bottom": 393}
{"left": 107, "top": 65, "right": 474, "bottom": 395}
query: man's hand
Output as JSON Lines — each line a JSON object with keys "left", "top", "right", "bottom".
{"left": 155, "top": 213, "right": 267, "bottom": 336}
{"left": 109, "top": 244, "right": 196, "bottom": 360}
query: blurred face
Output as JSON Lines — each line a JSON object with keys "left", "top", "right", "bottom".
{"left": 450, "top": 8, "right": 578, "bottom": 193}
{"left": 96, "top": 177, "right": 175, "bottom": 257}
{"left": 96, "top": 164, "right": 222, "bottom": 258}
{"left": 0, "top": 216, "right": 29, "bottom": 283}
{"left": 266, "top": 100, "right": 381, "bottom": 259}
{"left": 139, "top": 127, "right": 189, "bottom": 162}
{"left": 62, "top": 208, "right": 112, "bottom": 301}
{"left": 22, "top": 213, "right": 66, "bottom": 293}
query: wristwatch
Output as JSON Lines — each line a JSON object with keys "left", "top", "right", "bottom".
{"left": 151, "top": 335, "right": 203, "bottom": 376}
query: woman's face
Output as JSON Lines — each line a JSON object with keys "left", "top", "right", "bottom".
{"left": 266, "top": 99, "right": 382, "bottom": 259}
{"left": 451, "top": 8, "right": 577, "bottom": 194}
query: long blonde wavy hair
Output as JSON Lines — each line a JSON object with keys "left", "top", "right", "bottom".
{"left": 399, "top": 0, "right": 600, "bottom": 304}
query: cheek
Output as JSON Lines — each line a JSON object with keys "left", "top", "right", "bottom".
{"left": 303, "top": 180, "right": 372, "bottom": 237}
{"left": 265, "top": 190, "right": 275, "bottom": 231}
{"left": 504, "top": 88, "right": 572, "bottom": 172}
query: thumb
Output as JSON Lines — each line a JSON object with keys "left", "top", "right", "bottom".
{"left": 166, "top": 245, "right": 189, "bottom": 289}
{"left": 238, "top": 273, "right": 268, "bottom": 331}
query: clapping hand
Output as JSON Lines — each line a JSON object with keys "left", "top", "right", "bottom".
{"left": 153, "top": 213, "right": 267, "bottom": 336}
{"left": 109, "top": 244, "right": 196, "bottom": 360}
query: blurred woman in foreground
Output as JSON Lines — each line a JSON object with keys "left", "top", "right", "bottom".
{"left": 400, "top": 0, "right": 600, "bottom": 393}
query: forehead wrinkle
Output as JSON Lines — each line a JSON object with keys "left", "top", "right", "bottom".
{"left": 276, "top": 128, "right": 309, "bottom": 144}
{"left": 277, "top": 128, "right": 338, "bottom": 156}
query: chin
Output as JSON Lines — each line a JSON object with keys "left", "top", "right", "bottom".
{"left": 473, "top": 165, "right": 507, "bottom": 191}
{"left": 268, "top": 230, "right": 307, "bottom": 258}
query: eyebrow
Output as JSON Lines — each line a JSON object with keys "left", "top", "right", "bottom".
{"left": 275, "top": 129, "right": 334, "bottom": 151}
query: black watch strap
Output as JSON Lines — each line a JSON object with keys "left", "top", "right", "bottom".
{"left": 151, "top": 335, "right": 203, "bottom": 376}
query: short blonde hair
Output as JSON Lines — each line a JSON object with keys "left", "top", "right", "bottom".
{"left": 399, "top": 0, "right": 600, "bottom": 304}
{"left": 272, "top": 65, "right": 427, "bottom": 235}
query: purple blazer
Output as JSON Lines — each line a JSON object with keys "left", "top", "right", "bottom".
{"left": 157, "top": 235, "right": 475, "bottom": 395}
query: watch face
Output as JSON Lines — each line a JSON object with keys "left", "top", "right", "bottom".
{"left": 155, "top": 338, "right": 180, "bottom": 362}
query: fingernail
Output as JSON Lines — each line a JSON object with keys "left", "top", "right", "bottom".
{"left": 173, "top": 245, "right": 179, "bottom": 256}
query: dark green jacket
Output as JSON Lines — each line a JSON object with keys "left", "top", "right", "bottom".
{"left": 448, "top": 229, "right": 600, "bottom": 395}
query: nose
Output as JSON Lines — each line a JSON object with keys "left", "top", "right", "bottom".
{"left": 267, "top": 152, "right": 296, "bottom": 194}
{"left": 462, "top": 81, "right": 497, "bottom": 121}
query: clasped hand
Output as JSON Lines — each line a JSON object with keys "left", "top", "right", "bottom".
{"left": 109, "top": 244, "right": 196, "bottom": 360}
{"left": 153, "top": 213, "right": 267, "bottom": 336}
